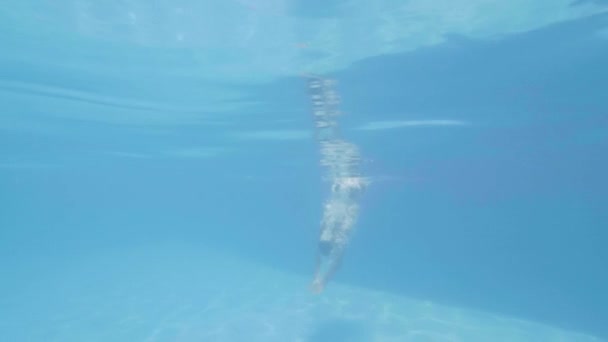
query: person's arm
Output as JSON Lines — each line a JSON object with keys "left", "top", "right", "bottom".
{"left": 310, "top": 250, "right": 343, "bottom": 294}
{"left": 310, "top": 248, "right": 324, "bottom": 293}
{"left": 322, "top": 252, "right": 343, "bottom": 285}
{"left": 313, "top": 250, "right": 321, "bottom": 276}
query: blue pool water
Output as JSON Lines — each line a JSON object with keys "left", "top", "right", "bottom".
{"left": 1, "top": 1, "right": 607, "bottom": 341}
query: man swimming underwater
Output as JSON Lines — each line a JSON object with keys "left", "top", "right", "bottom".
{"left": 306, "top": 75, "right": 368, "bottom": 294}
{"left": 311, "top": 174, "right": 367, "bottom": 293}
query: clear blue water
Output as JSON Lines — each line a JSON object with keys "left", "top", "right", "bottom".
{"left": 1, "top": 1, "right": 607, "bottom": 341}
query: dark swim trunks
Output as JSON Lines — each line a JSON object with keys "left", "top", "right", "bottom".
{"left": 319, "top": 240, "right": 333, "bottom": 256}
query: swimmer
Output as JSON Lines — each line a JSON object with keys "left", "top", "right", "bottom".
{"left": 310, "top": 176, "right": 367, "bottom": 294}
{"left": 310, "top": 234, "right": 344, "bottom": 294}
{"left": 305, "top": 74, "right": 368, "bottom": 294}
